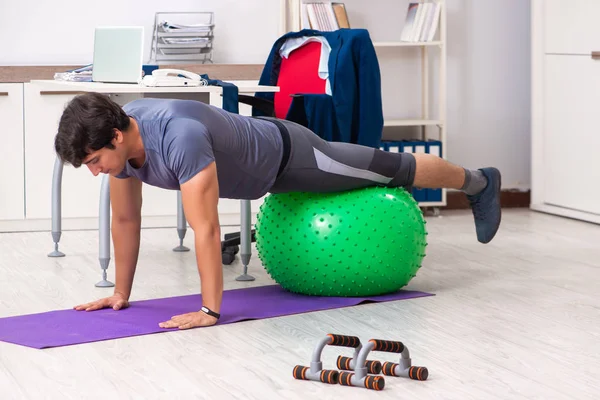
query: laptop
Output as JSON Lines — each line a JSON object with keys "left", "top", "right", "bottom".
{"left": 92, "top": 26, "right": 144, "bottom": 84}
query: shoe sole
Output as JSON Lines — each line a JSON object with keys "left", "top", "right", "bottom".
{"left": 481, "top": 167, "right": 502, "bottom": 243}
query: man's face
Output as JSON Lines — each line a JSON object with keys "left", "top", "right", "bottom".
{"left": 82, "top": 131, "right": 127, "bottom": 177}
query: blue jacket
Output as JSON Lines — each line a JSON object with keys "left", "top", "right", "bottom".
{"left": 254, "top": 29, "right": 384, "bottom": 148}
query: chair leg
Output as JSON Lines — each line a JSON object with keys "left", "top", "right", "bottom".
{"left": 236, "top": 199, "right": 255, "bottom": 281}
{"left": 48, "top": 156, "right": 65, "bottom": 257}
{"left": 97, "top": 174, "right": 114, "bottom": 288}
{"left": 173, "top": 190, "right": 190, "bottom": 252}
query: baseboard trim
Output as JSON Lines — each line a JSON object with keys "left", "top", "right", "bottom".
{"left": 445, "top": 189, "right": 530, "bottom": 210}
{"left": 0, "top": 191, "right": 530, "bottom": 233}
{"left": 0, "top": 213, "right": 251, "bottom": 234}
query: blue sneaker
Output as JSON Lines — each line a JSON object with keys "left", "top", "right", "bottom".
{"left": 466, "top": 167, "right": 501, "bottom": 243}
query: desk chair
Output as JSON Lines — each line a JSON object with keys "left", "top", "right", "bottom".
{"left": 220, "top": 28, "right": 384, "bottom": 267}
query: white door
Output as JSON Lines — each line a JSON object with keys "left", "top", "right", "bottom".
{"left": 543, "top": 55, "right": 600, "bottom": 215}
{"left": 544, "top": 0, "right": 600, "bottom": 55}
{"left": 0, "top": 84, "right": 25, "bottom": 220}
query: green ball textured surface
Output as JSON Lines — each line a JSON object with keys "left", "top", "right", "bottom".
{"left": 255, "top": 186, "right": 428, "bottom": 297}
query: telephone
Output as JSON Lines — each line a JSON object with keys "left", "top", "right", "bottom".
{"left": 141, "top": 68, "right": 206, "bottom": 87}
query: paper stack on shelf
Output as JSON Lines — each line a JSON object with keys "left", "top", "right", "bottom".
{"left": 148, "top": 12, "right": 215, "bottom": 64}
{"left": 301, "top": 2, "right": 350, "bottom": 30}
{"left": 161, "top": 22, "right": 213, "bottom": 33}
{"left": 400, "top": 1, "right": 441, "bottom": 42}
{"left": 54, "top": 64, "right": 94, "bottom": 82}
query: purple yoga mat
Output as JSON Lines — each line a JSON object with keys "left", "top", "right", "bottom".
{"left": 0, "top": 285, "right": 433, "bottom": 349}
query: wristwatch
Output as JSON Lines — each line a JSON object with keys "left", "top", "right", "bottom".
{"left": 201, "top": 306, "right": 221, "bottom": 320}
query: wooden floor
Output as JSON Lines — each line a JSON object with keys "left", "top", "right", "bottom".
{"left": 0, "top": 208, "right": 598, "bottom": 400}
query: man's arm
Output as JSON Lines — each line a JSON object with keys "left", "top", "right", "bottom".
{"left": 110, "top": 174, "right": 143, "bottom": 300}
{"left": 179, "top": 161, "right": 223, "bottom": 313}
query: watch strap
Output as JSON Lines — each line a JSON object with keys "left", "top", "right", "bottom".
{"left": 201, "top": 306, "right": 221, "bottom": 320}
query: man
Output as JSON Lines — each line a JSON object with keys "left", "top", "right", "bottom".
{"left": 54, "top": 92, "right": 501, "bottom": 330}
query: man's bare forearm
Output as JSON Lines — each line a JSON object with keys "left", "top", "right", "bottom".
{"left": 112, "top": 218, "right": 141, "bottom": 299}
{"left": 194, "top": 224, "right": 223, "bottom": 313}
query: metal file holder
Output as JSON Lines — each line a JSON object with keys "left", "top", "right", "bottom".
{"left": 149, "top": 12, "right": 215, "bottom": 64}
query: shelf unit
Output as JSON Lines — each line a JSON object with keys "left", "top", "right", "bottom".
{"left": 280, "top": 0, "right": 447, "bottom": 209}
{"left": 372, "top": 40, "right": 442, "bottom": 47}
{"left": 148, "top": 12, "right": 215, "bottom": 64}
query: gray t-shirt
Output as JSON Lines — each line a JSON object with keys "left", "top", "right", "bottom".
{"left": 116, "top": 98, "right": 284, "bottom": 200}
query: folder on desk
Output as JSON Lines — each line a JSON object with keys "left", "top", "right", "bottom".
{"left": 400, "top": 140, "right": 414, "bottom": 157}
{"left": 425, "top": 139, "right": 443, "bottom": 202}
{"left": 379, "top": 139, "right": 444, "bottom": 203}
{"left": 386, "top": 141, "right": 402, "bottom": 153}
{"left": 406, "top": 139, "right": 428, "bottom": 202}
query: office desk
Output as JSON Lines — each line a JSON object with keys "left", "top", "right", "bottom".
{"left": 30, "top": 79, "right": 274, "bottom": 94}
{"left": 29, "top": 79, "right": 279, "bottom": 287}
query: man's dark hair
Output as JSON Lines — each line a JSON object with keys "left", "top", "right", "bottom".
{"left": 54, "top": 92, "right": 131, "bottom": 167}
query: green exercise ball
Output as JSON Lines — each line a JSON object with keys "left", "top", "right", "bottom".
{"left": 255, "top": 186, "right": 427, "bottom": 297}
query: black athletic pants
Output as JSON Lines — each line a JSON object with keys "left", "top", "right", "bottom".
{"left": 261, "top": 118, "right": 416, "bottom": 194}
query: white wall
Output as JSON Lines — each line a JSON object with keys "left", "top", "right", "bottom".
{"left": 0, "top": 0, "right": 282, "bottom": 65}
{"left": 340, "top": 0, "right": 531, "bottom": 190}
{"left": 0, "top": 0, "right": 530, "bottom": 190}
{"left": 445, "top": 0, "right": 530, "bottom": 190}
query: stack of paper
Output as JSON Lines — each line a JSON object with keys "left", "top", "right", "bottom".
{"left": 400, "top": 2, "right": 441, "bottom": 42}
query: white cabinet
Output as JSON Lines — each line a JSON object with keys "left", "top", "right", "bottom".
{"left": 0, "top": 83, "right": 25, "bottom": 221}
{"left": 543, "top": 56, "right": 600, "bottom": 215}
{"left": 23, "top": 84, "right": 180, "bottom": 221}
{"left": 531, "top": 0, "right": 600, "bottom": 223}
{"left": 23, "top": 84, "right": 97, "bottom": 220}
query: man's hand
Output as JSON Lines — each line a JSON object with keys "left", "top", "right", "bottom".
{"left": 74, "top": 293, "right": 129, "bottom": 311}
{"left": 109, "top": 175, "right": 143, "bottom": 304}
{"left": 179, "top": 161, "right": 224, "bottom": 316}
{"left": 158, "top": 311, "right": 218, "bottom": 330}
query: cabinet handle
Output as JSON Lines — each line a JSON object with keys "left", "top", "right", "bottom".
{"left": 0, "top": 92, "right": 8, "bottom": 96}
{"left": 592, "top": 51, "right": 600, "bottom": 60}
{"left": 40, "top": 91, "right": 87, "bottom": 95}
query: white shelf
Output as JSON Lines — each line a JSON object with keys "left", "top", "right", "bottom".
{"left": 417, "top": 201, "right": 446, "bottom": 207}
{"left": 280, "top": 0, "right": 447, "bottom": 210}
{"left": 374, "top": 41, "right": 442, "bottom": 47}
{"left": 384, "top": 119, "right": 443, "bottom": 127}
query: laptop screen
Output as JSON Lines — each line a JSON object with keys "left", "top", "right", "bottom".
{"left": 92, "top": 26, "right": 144, "bottom": 84}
